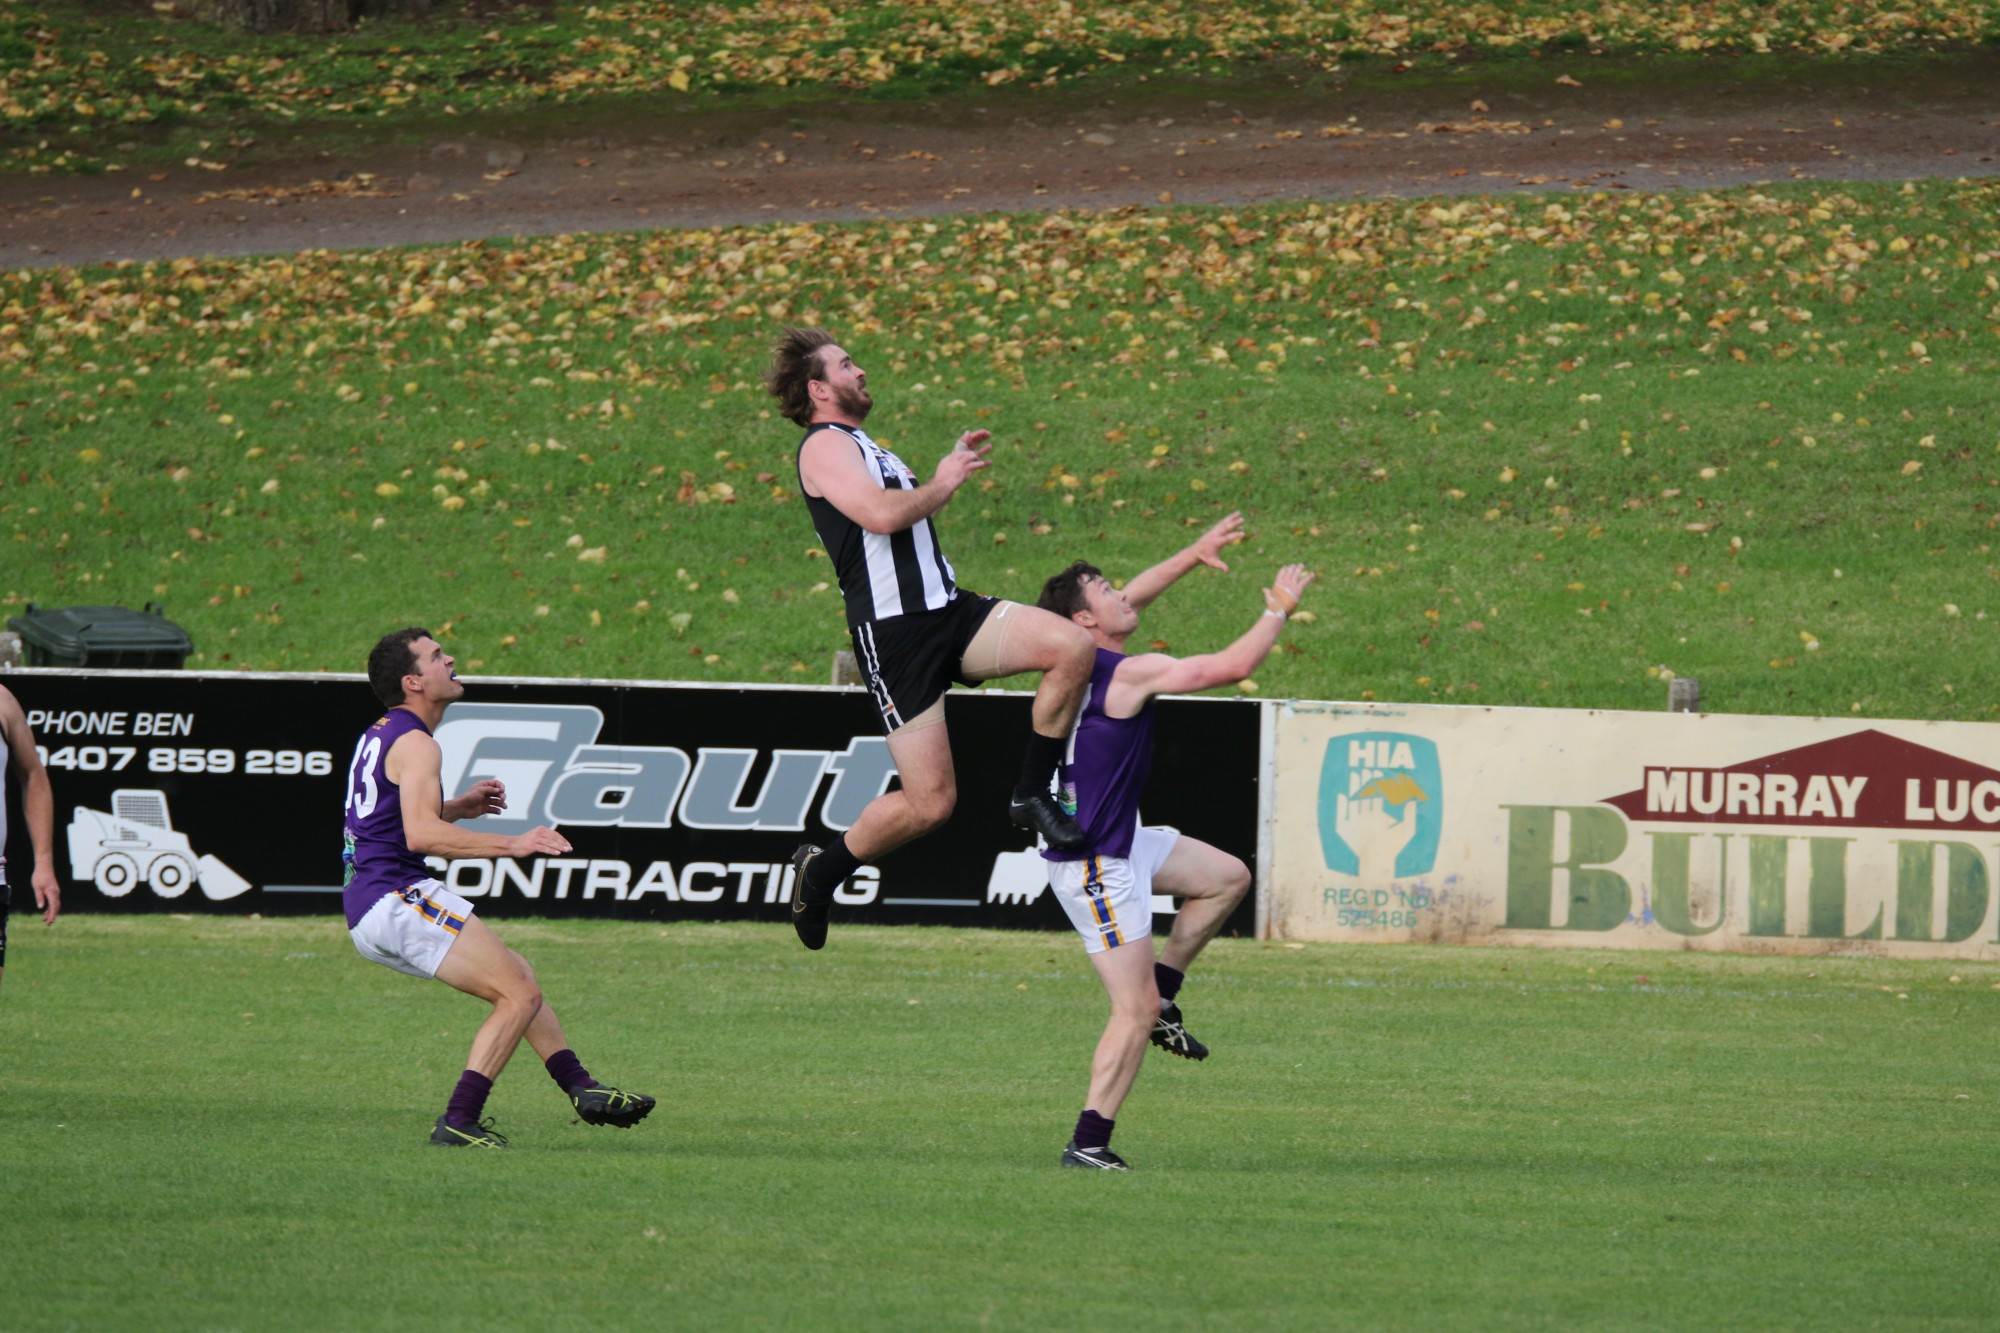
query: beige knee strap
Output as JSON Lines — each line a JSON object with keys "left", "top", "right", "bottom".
{"left": 895, "top": 696, "right": 947, "bottom": 736}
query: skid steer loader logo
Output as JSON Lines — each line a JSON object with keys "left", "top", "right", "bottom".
{"left": 986, "top": 847, "right": 1050, "bottom": 907}
{"left": 66, "top": 789, "right": 252, "bottom": 900}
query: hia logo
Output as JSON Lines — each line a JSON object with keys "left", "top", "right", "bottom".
{"left": 1317, "top": 733, "right": 1443, "bottom": 880}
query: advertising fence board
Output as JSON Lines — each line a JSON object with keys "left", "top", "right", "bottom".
{"left": 9, "top": 669, "right": 1260, "bottom": 937}
{"left": 1270, "top": 699, "right": 2000, "bottom": 959}
{"left": 22, "top": 671, "right": 1996, "bottom": 959}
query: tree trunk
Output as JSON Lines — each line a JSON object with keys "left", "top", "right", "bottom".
{"left": 191, "top": 0, "right": 434, "bottom": 33}
{"left": 354, "top": 0, "right": 438, "bottom": 21}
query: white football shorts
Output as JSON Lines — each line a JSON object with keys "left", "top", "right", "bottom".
{"left": 349, "top": 879, "right": 473, "bottom": 980}
{"left": 1048, "top": 825, "right": 1180, "bottom": 955}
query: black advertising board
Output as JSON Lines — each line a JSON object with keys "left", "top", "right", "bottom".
{"left": 9, "top": 670, "right": 1261, "bottom": 938}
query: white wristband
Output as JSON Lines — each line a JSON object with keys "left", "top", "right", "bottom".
{"left": 1264, "top": 608, "right": 1287, "bottom": 621}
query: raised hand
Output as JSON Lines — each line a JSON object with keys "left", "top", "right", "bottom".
{"left": 1191, "top": 511, "right": 1246, "bottom": 571}
{"left": 1265, "top": 563, "right": 1314, "bottom": 616}
{"left": 444, "top": 778, "right": 508, "bottom": 822}
{"left": 934, "top": 428, "right": 993, "bottom": 491}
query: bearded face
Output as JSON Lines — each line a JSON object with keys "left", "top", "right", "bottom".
{"left": 830, "top": 377, "right": 872, "bottom": 422}
{"left": 811, "top": 345, "right": 872, "bottom": 423}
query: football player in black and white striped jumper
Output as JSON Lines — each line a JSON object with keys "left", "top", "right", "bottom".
{"left": 766, "top": 326, "right": 1094, "bottom": 950}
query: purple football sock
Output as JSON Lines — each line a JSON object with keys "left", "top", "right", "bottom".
{"left": 444, "top": 1069, "right": 494, "bottom": 1129}
{"left": 1155, "top": 963, "right": 1185, "bottom": 1004}
{"left": 1073, "top": 1109, "right": 1115, "bottom": 1152}
{"left": 545, "top": 1048, "right": 598, "bottom": 1095}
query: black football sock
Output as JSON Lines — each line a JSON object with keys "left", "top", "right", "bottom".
{"left": 808, "top": 834, "right": 863, "bottom": 893}
{"left": 1015, "top": 730, "right": 1066, "bottom": 800}
{"left": 1155, "top": 963, "right": 1185, "bottom": 1005}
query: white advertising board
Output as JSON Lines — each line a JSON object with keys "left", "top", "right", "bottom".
{"left": 1268, "top": 700, "right": 2000, "bottom": 959}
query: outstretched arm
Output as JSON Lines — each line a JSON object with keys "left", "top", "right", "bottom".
{"left": 388, "top": 732, "right": 571, "bottom": 860}
{"left": 1121, "top": 511, "right": 1244, "bottom": 611}
{"left": 1103, "top": 564, "right": 1315, "bottom": 716}
{"left": 800, "top": 427, "right": 991, "bottom": 535}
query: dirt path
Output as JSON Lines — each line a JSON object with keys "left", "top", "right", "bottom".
{"left": 3, "top": 54, "right": 1997, "bottom": 269}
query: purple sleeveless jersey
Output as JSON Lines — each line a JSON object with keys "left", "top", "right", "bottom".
{"left": 1042, "top": 648, "right": 1155, "bottom": 863}
{"left": 340, "top": 708, "right": 436, "bottom": 928}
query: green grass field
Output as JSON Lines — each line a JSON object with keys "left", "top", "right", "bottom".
{"left": 4, "top": 916, "right": 1998, "bottom": 1328}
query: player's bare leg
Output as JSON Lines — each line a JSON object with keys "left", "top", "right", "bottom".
{"left": 844, "top": 710, "right": 958, "bottom": 862}
{"left": 518, "top": 992, "right": 656, "bottom": 1128}
{"left": 962, "top": 599, "right": 1095, "bottom": 729}
{"left": 962, "top": 601, "right": 1095, "bottom": 849}
{"left": 526, "top": 1004, "right": 653, "bottom": 1129}
{"left": 1062, "top": 939, "right": 1158, "bottom": 1170}
{"left": 522, "top": 992, "right": 573, "bottom": 1061}
{"left": 1144, "top": 837, "right": 1251, "bottom": 1062}
{"left": 789, "top": 713, "right": 957, "bottom": 950}
{"left": 419, "top": 914, "right": 539, "bottom": 1146}
{"left": 1084, "top": 941, "right": 1160, "bottom": 1118}
{"left": 429, "top": 915, "right": 654, "bottom": 1141}
{"left": 792, "top": 602, "right": 1095, "bottom": 951}
{"left": 788, "top": 704, "right": 960, "bottom": 944}
{"left": 434, "top": 913, "right": 543, "bottom": 1078}
{"left": 1152, "top": 836, "right": 1252, "bottom": 975}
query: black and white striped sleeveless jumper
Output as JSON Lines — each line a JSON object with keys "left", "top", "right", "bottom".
{"left": 799, "top": 423, "right": 959, "bottom": 627}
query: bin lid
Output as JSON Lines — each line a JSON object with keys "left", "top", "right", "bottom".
{"left": 5, "top": 603, "right": 193, "bottom": 655}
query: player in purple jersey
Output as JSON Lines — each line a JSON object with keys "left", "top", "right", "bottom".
{"left": 1035, "top": 515, "right": 1313, "bottom": 1169}
{"left": 343, "top": 627, "right": 655, "bottom": 1149}
{"left": 765, "top": 327, "right": 1095, "bottom": 950}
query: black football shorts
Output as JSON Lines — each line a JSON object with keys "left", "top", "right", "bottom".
{"left": 848, "top": 593, "right": 999, "bottom": 734}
